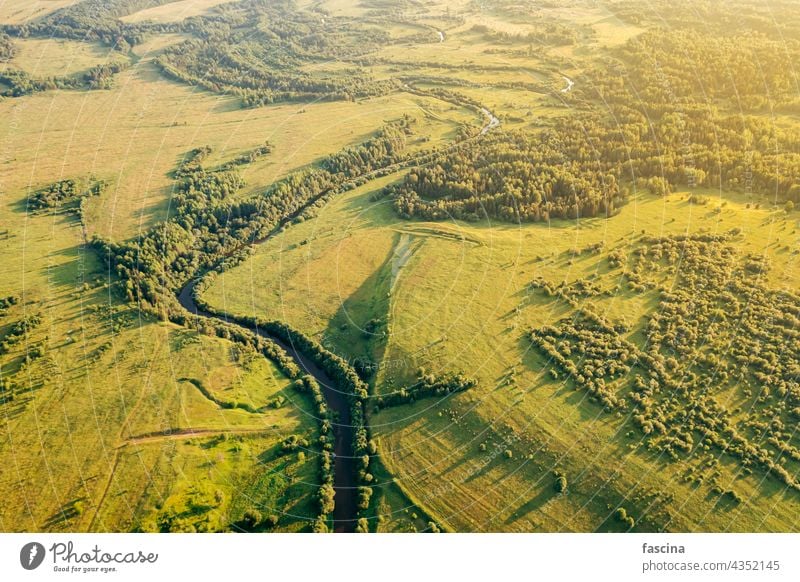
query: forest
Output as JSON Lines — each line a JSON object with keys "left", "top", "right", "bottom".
{"left": 383, "top": 24, "right": 800, "bottom": 226}
{"left": 387, "top": 127, "right": 627, "bottom": 222}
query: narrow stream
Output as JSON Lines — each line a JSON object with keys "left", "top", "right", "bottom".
{"left": 177, "top": 282, "right": 358, "bottom": 533}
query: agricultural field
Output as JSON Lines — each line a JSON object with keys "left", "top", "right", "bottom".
{"left": 0, "top": 1, "right": 79, "bottom": 25}
{"left": 1, "top": 0, "right": 799, "bottom": 535}
{"left": 119, "top": 0, "right": 238, "bottom": 23}
{"left": 1, "top": 38, "right": 129, "bottom": 78}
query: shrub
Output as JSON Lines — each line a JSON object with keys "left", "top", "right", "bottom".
{"left": 555, "top": 475, "right": 568, "bottom": 493}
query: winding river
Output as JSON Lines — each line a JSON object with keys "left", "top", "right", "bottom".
{"left": 177, "top": 283, "right": 358, "bottom": 533}
{"left": 174, "top": 97, "right": 501, "bottom": 533}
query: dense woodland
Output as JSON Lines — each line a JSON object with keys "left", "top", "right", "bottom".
{"left": 154, "top": 0, "right": 408, "bottom": 106}
{"left": 374, "top": 369, "right": 477, "bottom": 409}
{"left": 388, "top": 127, "right": 627, "bottom": 222}
{"left": 574, "top": 30, "right": 800, "bottom": 200}
{"left": 386, "top": 24, "right": 800, "bottom": 225}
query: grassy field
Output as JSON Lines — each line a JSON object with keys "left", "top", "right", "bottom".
{"left": 0, "top": 0, "right": 78, "bottom": 24}
{"left": 201, "top": 177, "right": 800, "bottom": 532}
{"left": 371, "top": 192, "right": 799, "bottom": 532}
{"left": 0, "top": 199, "right": 319, "bottom": 531}
{"left": 1, "top": 38, "right": 129, "bottom": 78}
{"left": 120, "top": 0, "right": 239, "bottom": 23}
{"left": 0, "top": 57, "right": 472, "bottom": 242}
{"left": 3, "top": 0, "right": 799, "bottom": 534}
{"left": 0, "top": 0, "right": 477, "bottom": 534}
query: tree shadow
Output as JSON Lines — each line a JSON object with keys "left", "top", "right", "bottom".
{"left": 322, "top": 232, "right": 397, "bottom": 382}
{"left": 504, "top": 486, "right": 554, "bottom": 525}
{"left": 42, "top": 498, "right": 87, "bottom": 529}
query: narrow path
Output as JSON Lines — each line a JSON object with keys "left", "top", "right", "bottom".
{"left": 480, "top": 107, "right": 500, "bottom": 136}
{"left": 123, "top": 427, "right": 270, "bottom": 447}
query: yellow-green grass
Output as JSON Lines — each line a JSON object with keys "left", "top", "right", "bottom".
{"left": 304, "top": 0, "right": 368, "bottom": 18}
{"left": 94, "top": 432, "right": 318, "bottom": 533}
{"left": 1, "top": 38, "right": 130, "bottom": 78}
{"left": 120, "top": 0, "right": 239, "bottom": 24}
{"left": 0, "top": 188, "right": 318, "bottom": 532}
{"left": 376, "top": 32, "right": 544, "bottom": 72}
{"left": 0, "top": 0, "right": 78, "bottom": 25}
{"left": 130, "top": 33, "right": 187, "bottom": 57}
{"left": 416, "top": 83, "right": 567, "bottom": 129}
{"left": 370, "top": 191, "right": 799, "bottom": 532}
{"left": 0, "top": 59, "right": 470, "bottom": 242}
{"left": 535, "top": 3, "right": 646, "bottom": 48}
{"left": 200, "top": 177, "right": 800, "bottom": 531}
{"left": 202, "top": 172, "right": 406, "bottom": 359}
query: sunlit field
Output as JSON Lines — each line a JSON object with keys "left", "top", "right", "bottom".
{"left": 2, "top": 0, "right": 799, "bottom": 533}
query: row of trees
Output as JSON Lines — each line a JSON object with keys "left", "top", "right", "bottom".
{"left": 375, "top": 369, "right": 477, "bottom": 409}
{"left": 28, "top": 178, "right": 107, "bottom": 212}
{"left": 321, "top": 117, "right": 412, "bottom": 177}
{"left": 0, "top": 60, "right": 130, "bottom": 98}
{"left": 291, "top": 375, "right": 337, "bottom": 529}
{"left": 388, "top": 128, "right": 628, "bottom": 223}
{"left": 0, "top": 295, "right": 19, "bottom": 316}
{"left": 169, "top": 312, "right": 338, "bottom": 531}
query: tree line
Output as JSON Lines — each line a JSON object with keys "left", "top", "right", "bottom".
{"left": 93, "top": 119, "right": 411, "bottom": 315}
{"left": 387, "top": 128, "right": 627, "bottom": 223}
{"left": 374, "top": 369, "right": 477, "bottom": 409}
{"left": 0, "top": 61, "right": 130, "bottom": 98}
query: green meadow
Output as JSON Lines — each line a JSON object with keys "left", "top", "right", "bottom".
{"left": 2, "top": 0, "right": 799, "bottom": 533}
